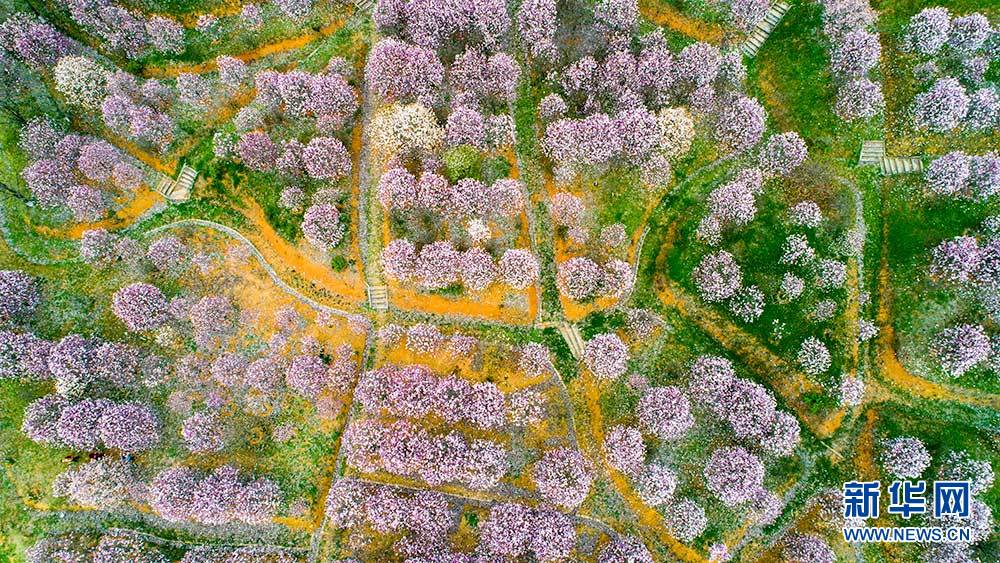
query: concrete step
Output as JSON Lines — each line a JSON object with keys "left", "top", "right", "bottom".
{"left": 367, "top": 285, "right": 389, "bottom": 311}
{"left": 741, "top": 3, "right": 789, "bottom": 58}
{"left": 880, "top": 157, "right": 923, "bottom": 175}
{"left": 858, "top": 140, "right": 886, "bottom": 166}
{"left": 557, "top": 322, "right": 585, "bottom": 360}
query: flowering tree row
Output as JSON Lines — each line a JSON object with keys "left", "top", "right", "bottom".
{"left": 27, "top": 530, "right": 304, "bottom": 563}
{"left": 356, "top": 364, "right": 547, "bottom": 429}
{"left": 18, "top": 118, "right": 146, "bottom": 222}
{"left": 818, "top": 0, "right": 885, "bottom": 121}
{"left": 903, "top": 8, "right": 997, "bottom": 133}
{"left": 382, "top": 239, "right": 540, "bottom": 292}
{"left": 343, "top": 418, "right": 508, "bottom": 490}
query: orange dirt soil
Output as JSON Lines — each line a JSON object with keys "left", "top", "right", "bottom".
{"left": 35, "top": 187, "right": 163, "bottom": 240}
{"left": 142, "top": 15, "right": 351, "bottom": 78}
{"left": 639, "top": 0, "right": 725, "bottom": 43}
{"left": 875, "top": 191, "right": 1000, "bottom": 410}
{"left": 580, "top": 376, "right": 707, "bottom": 563}
{"left": 240, "top": 201, "right": 366, "bottom": 309}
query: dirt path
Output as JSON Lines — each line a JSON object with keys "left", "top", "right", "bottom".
{"left": 639, "top": 0, "right": 725, "bottom": 43}
{"left": 657, "top": 280, "right": 839, "bottom": 437}
{"left": 239, "top": 202, "right": 366, "bottom": 308}
{"left": 875, "top": 192, "right": 1000, "bottom": 411}
{"left": 580, "top": 377, "right": 707, "bottom": 563}
{"left": 34, "top": 188, "right": 164, "bottom": 240}
{"left": 141, "top": 16, "right": 350, "bottom": 78}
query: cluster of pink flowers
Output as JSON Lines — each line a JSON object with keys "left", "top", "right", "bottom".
{"left": 284, "top": 354, "right": 330, "bottom": 398}
{"left": 797, "top": 337, "right": 832, "bottom": 375}
{"left": 727, "top": 285, "right": 765, "bottom": 323}
{"left": 584, "top": 333, "right": 630, "bottom": 380}
{"left": 301, "top": 203, "right": 345, "bottom": 249}
{"left": 835, "top": 78, "right": 886, "bottom": 121}
{"left": 383, "top": 237, "right": 539, "bottom": 293}
{"left": 365, "top": 38, "right": 444, "bottom": 105}
{"left": 58, "top": 0, "right": 183, "bottom": 58}
{"left": 343, "top": 418, "right": 507, "bottom": 489}
{"left": 557, "top": 256, "right": 634, "bottom": 301}
{"left": 903, "top": 7, "right": 952, "bottom": 55}
{"left": 819, "top": 0, "right": 883, "bottom": 121}
{"left": 930, "top": 235, "right": 981, "bottom": 282}
{"left": 355, "top": 364, "right": 506, "bottom": 429}
{"left": 148, "top": 464, "right": 281, "bottom": 526}
{"left": 0, "top": 331, "right": 52, "bottom": 382}
{"left": 52, "top": 456, "right": 139, "bottom": 508}
{"left": 880, "top": 436, "right": 932, "bottom": 479}
{"left": 0, "top": 270, "right": 40, "bottom": 325}
{"left": 22, "top": 393, "right": 160, "bottom": 453}
{"left": 713, "top": 96, "right": 767, "bottom": 154}
{"left": 665, "top": 499, "right": 708, "bottom": 541}
{"left": 18, "top": 119, "right": 145, "bottom": 217}
{"left": 637, "top": 386, "right": 694, "bottom": 440}
{"left": 181, "top": 411, "right": 225, "bottom": 453}
{"left": 692, "top": 250, "right": 743, "bottom": 302}
{"left": 101, "top": 74, "right": 176, "bottom": 151}
{"left": 415, "top": 241, "right": 459, "bottom": 289}
{"left": 532, "top": 447, "right": 594, "bottom": 510}
{"left": 635, "top": 463, "right": 677, "bottom": 507}
{"left": 603, "top": 425, "right": 645, "bottom": 475}
{"left": 599, "top": 535, "right": 654, "bottom": 563}
{"left": 783, "top": 534, "right": 835, "bottom": 563}
{"left": 0, "top": 13, "right": 76, "bottom": 69}
{"left": 374, "top": 0, "right": 510, "bottom": 52}
{"left": 479, "top": 502, "right": 577, "bottom": 560}
{"left": 725, "top": 0, "right": 768, "bottom": 33}
{"left": 700, "top": 169, "right": 765, "bottom": 243}
{"left": 704, "top": 446, "right": 765, "bottom": 506}
{"left": 450, "top": 48, "right": 520, "bottom": 104}
{"left": 830, "top": 30, "right": 881, "bottom": 79}
{"left": 913, "top": 77, "right": 970, "bottom": 132}
{"left": 326, "top": 478, "right": 452, "bottom": 541}
{"left": 111, "top": 282, "right": 169, "bottom": 332}
{"left": 759, "top": 132, "right": 808, "bottom": 177}
{"left": 932, "top": 323, "right": 990, "bottom": 377}
{"left": 625, "top": 308, "right": 662, "bottom": 340}
{"left": 687, "top": 355, "right": 801, "bottom": 455}
{"left": 518, "top": 342, "right": 554, "bottom": 377}
{"left": 839, "top": 375, "right": 865, "bottom": 406}
{"left": 925, "top": 151, "right": 1000, "bottom": 200}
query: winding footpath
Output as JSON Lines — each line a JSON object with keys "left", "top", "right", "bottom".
{"left": 145, "top": 218, "right": 356, "bottom": 319}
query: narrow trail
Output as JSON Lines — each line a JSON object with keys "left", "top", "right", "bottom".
{"left": 656, "top": 280, "right": 838, "bottom": 438}
{"left": 141, "top": 16, "right": 350, "bottom": 78}
{"left": 580, "top": 377, "right": 707, "bottom": 563}
{"left": 238, "top": 202, "right": 366, "bottom": 307}
{"left": 639, "top": 0, "right": 725, "bottom": 43}
{"left": 34, "top": 188, "right": 164, "bottom": 239}
{"left": 875, "top": 189, "right": 1000, "bottom": 411}
{"left": 145, "top": 217, "right": 358, "bottom": 317}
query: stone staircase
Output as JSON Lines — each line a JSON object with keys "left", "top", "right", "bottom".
{"left": 880, "top": 156, "right": 924, "bottom": 175}
{"left": 367, "top": 285, "right": 389, "bottom": 311}
{"left": 152, "top": 165, "right": 196, "bottom": 202}
{"left": 353, "top": 0, "right": 375, "bottom": 13}
{"left": 740, "top": 1, "right": 791, "bottom": 58}
{"left": 858, "top": 140, "right": 885, "bottom": 166}
{"left": 557, "top": 322, "right": 585, "bottom": 360}
{"left": 857, "top": 141, "right": 925, "bottom": 176}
